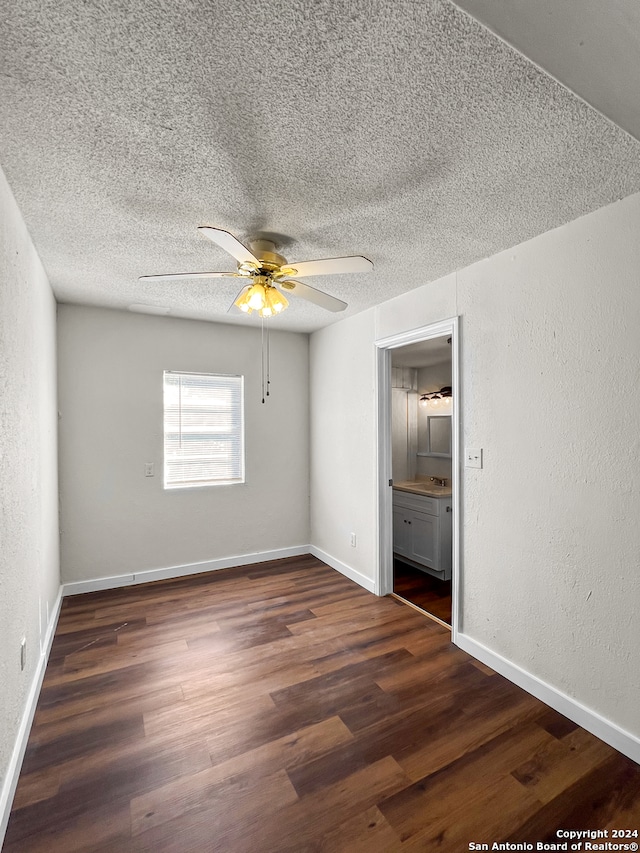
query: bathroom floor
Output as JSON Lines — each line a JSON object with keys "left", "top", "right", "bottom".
{"left": 393, "top": 558, "right": 452, "bottom": 626}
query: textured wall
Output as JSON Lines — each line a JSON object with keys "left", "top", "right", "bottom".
{"left": 0, "top": 168, "right": 59, "bottom": 797}
{"left": 309, "top": 190, "right": 640, "bottom": 740}
{"left": 374, "top": 273, "right": 458, "bottom": 342}
{"left": 458, "top": 192, "right": 640, "bottom": 736}
{"left": 57, "top": 307, "right": 309, "bottom": 582}
{"left": 310, "top": 310, "right": 378, "bottom": 582}
{"left": 310, "top": 279, "right": 457, "bottom": 586}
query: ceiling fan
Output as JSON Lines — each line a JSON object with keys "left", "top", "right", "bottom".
{"left": 139, "top": 227, "right": 374, "bottom": 318}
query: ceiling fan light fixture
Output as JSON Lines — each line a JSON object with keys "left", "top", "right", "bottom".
{"left": 247, "top": 282, "right": 267, "bottom": 310}
{"left": 257, "top": 285, "right": 289, "bottom": 318}
{"left": 234, "top": 281, "right": 290, "bottom": 318}
{"left": 145, "top": 227, "right": 373, "bottom": 321}
{"left": 266, "top": 287, "right": 288, "bottom": 315}
{"left": 234, "top": 287, "right": 254, "bottom": 313}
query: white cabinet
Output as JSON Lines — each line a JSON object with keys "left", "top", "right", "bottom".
{"left": 393, "top": 506, "right": 439, "bottom": 566}
{"left": 393, "top": 490, "right": 452, "bottom": 580}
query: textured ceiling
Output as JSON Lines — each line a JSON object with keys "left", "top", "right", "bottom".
{"left": 2, "top": 0, "right": 640, "bottom": 333}
{"left": 452, "top": 0, "right": 640, "bottom": 144}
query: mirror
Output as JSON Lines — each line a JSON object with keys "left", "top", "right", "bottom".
{"left": 418, "top": 414, "right": 451, "bottom": 457}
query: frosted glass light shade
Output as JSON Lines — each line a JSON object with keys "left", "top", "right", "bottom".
{"left": 234, "top": 281, "right": 289, "bottom": 318}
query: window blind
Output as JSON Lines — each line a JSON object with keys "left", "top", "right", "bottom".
{"left": 163, "top": 371, "right": 244, "bottom": 488}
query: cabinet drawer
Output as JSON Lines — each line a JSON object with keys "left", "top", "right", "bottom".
{"left": 392, "top": 491, "right": 440, "bottom": 516}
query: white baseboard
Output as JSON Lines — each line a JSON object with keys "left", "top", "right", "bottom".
{"left": 62, "top": 545, "right": 311, "bottom": 596}
{"left": 0, "top": 587, "right": 63, "bottom": 847}
{"left": 308, "top": 546, "right": 376, "bottom": 594}
{"left": 455, "top": 632, "right": 640, "bottom": 766}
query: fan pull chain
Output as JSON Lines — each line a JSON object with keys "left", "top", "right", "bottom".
{"left": 261, "top": 318, "right": 271, "bottom": 404}
{"left": 266, "top": 321, "right": 271, "bottom": 398}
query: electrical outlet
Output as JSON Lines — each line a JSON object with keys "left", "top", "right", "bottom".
{"left": 20, "top": 637, "right": 26, "bottom": 671}
{"left": 350, "top": 533, "right": 357, "bottom": 547}
{"left": 144, "top": 462, "right": 155, "bottom": 477}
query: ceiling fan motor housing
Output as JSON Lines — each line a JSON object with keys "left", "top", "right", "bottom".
{"left": 240, "top": 240, "right": 295, "bottom": 278}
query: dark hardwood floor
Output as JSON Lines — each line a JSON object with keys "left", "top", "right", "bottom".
{"left": 5, "top": 555, "right": 640, "bottom": 851}
{"left": 393, "top": 558, "right": 452, "bottom": 625}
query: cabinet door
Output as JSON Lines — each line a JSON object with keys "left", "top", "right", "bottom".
{"left": 393, "top": 507, "right": 409, "bottom": 556}
{"left": 410, "top": 511, "right": 439, "bottom": 568}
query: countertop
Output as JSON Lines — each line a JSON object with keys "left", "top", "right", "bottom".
{"left": 393, "top": 480, "right": 452, "bottom": 498}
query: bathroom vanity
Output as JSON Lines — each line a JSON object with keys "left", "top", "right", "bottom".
{"left": 392, "top": 482, "right": 452, "bottom": 580}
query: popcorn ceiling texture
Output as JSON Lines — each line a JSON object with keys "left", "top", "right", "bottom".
{"left": 451, "top": 0, "right": 640, "bottom": 144}
{"left": 2, "top": 0, "right": 640, "bottom": 332}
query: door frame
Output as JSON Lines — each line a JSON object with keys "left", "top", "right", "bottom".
{"left": 375, "top": 317, "right": 460, "bottom": 642}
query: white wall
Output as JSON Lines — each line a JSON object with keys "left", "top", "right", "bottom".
{"left": 458, "top": 192, "right": 640, "bottom": 737}
{"left": 416, "top": 361, "right": 453, "bottom": 481}
{"left": 391, "top": 388, "right": 412, "bottom": 483}
{"left": 309, "top": 309, "right": 378, "bottom": 589}
{"left": 0, "top": 168, "right": 60, "bottom": 830}
{"left": 309, "top": 191, "right": 640, "bottom": 743}
{"left": 310, "top": 276, "right": 457, "bottom": 589}
{"left": 57, "top": 306, "right": 310, "bottom": 584}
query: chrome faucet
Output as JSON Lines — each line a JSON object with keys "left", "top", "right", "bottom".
{"left": 430, "top": 477, "right": 447, "bottom": 487}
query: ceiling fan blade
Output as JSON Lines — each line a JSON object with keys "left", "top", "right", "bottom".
{"left": 138, "top": 271, "right": 243, "bottom": 282}
{"left": 279, "top": 280, "right": 347, "bottom": 312}
{"left": 282, "top": 255, "right": 373, "bottom": 279}
{"left": 197, "top": 227, "right": 259, "bottom": 266}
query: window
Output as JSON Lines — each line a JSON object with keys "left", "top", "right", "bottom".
{"left": 163, "top": 371, "right": 244, "bottom": 489}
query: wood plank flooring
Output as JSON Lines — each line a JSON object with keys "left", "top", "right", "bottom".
{"left": 5, "top": 555, "right": 640, "bottom": 851}
{"left": 393, "top": 558, "right": 452, "bottom": 625}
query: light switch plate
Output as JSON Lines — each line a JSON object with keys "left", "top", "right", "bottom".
{"left": 144, "top": 462, "right": 155, "bottom": 477}
{"left": 465, "top": 448, "right": 483, "bottom": 468}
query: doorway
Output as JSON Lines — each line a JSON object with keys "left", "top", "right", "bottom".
{"left": 375, "top": 319, "right": 460, "bottom": 639}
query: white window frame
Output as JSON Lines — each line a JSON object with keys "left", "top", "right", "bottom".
{"left": 163, "top": 371, "right": 245, "bottom": 489}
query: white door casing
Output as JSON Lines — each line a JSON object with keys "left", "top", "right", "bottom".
{"left": 375, "top": 317, "right": 460, "bottom": 642}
